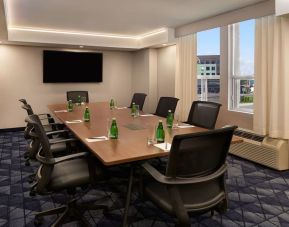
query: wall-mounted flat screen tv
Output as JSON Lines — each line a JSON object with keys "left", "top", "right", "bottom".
{"left": 43, "top": 50, "right": 103, "bottom": 83}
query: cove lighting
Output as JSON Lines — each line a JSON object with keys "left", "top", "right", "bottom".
{"left": 8, "top": 27, "right": 167, "bottom": 40}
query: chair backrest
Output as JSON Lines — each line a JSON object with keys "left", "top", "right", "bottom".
{"left": 25, "top": 114, "right": 54, "bottom": 194}
{"left": 166, "top": 126, "right": 237, "bottom": 178}
{"left": 22, "top": 104, "right": 34, "bottom": 115}
{"left": 67, "top": 91, "right": 89, "bottom": 103}
{"left": 129, "top": 93, "right": 147, "bottom": 111}
{"left": 25, "top": 115, "right": 52, "bottom": 158}
{"left": 19, "top": 99, "right": 28, "bottom": 105}
{"left": 154, "top": 97, "right": 179, "bottom": 118}
{"left": 186, "top": 101, "right": 222, "bottom": 129}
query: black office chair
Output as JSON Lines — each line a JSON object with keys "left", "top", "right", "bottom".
{"left": 19, "top": 99, "right": 59, "bottom": 134}
{"left": 21, "top": 104, "right": 69, "bottom": 166}
{"left": 67, "top": 91, "right": 89, "bottom": 103}
{"left": 129, "top": 93, "right": 147, "bottom": 111}
{"left": 186, "top": 101, "right": 222, "bottom": 129}
{"left": 141, "top": 126, "right": 237, "bottom": 227}
{"left": 154, "top": 97, "right": 179, "bottom": 118}
{"left": 26, "top": 114, "right": 107, "bottom": 227}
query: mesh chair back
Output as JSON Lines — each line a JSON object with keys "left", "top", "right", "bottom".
{"left": 67, "top": 91, "right": 89, "bottom": 103}
{"left": 25, "top": 115, "right": 53, "bottom": 159}
{"left": 129, "top": 93, "right": 147, "bottom": 111}
{"left": 187, "top": 101, "right": 221, "bottom": 129}
{"left": 25, "top": 115, "right": 54, "bottom": 194}
{"left": 22, "top": 104, "right": 34, "bottom": 115}
{"left": 154, "top": 97, "right": 179, "bottom": 118}
{"left": 166, "top": 126, "right": 236, "bottom": 178}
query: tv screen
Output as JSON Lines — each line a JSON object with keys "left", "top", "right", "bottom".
{"left": 43, "top": 50, "right": 103, "bottom": 83}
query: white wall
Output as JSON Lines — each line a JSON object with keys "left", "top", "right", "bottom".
{"left": 131, "top": 46, "right": 176, "bottom": 113}
{"left": 157, "top": 45, "right": 176, "bottom": 98}
{"left": 0, "top": 45, "right": 133, "bottom": 129}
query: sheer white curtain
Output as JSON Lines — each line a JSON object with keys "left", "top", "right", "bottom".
{"left": 175, "top": 34, "right": 197, "bottom": 121}
{"left": 254, "top": 15, "right": 289, "bottom": 139}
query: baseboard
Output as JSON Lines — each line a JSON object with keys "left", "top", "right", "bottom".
{"left": 0, "top": 127, "right": 25, "bottom": 133}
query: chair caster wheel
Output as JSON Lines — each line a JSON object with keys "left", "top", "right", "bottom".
{"left": 28, "top": 179, "right": 34, "bottom": 184}
{"left": 34, "top": 216, "right": 43, "bottom": 226}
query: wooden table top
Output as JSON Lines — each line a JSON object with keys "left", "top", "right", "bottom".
{"left": 48, "top": 102, "right": 242, "bottom": 166}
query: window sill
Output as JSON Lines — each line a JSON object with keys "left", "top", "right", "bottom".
{"left": 228, "top": 108, "right": 253, "bottom": 115}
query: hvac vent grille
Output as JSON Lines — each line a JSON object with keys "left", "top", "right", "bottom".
{"left": 234, "top": 129, "right": 264, "bottom": 142}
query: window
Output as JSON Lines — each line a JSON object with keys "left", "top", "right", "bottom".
{"left": 197, "top": 28, "right": 220, "bottom": 102}
{"left": 229, "top": 19, "right": 255, "bottom": 113}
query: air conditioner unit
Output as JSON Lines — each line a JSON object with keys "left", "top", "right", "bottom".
{"left": 230, "top": 128, "right": 289, "bottom": 170}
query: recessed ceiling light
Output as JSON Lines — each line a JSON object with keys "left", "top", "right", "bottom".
{"left": 79, "top": 45, "right": 84, "bottom": 48}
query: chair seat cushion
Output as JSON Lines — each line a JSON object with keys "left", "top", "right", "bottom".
{"left": 47, "top": 158, "right": 101, "bottom": 191}
{"left": 144, "top": 180, "right": 225, "bottom": 215}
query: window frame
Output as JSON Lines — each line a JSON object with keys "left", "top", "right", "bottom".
{"left": 228, "top": 21, "right": 255, "bottom": 114}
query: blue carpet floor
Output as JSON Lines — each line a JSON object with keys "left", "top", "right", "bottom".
{"left": 1, "top": 131, "right": 289, "bottom": 226}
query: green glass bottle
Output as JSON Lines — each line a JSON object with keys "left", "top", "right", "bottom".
{"left": 131, "top": 102, "right": 136, "bottom": 116}
{"left": 67, "top": 100, "right": 73, "bottom": 112}
{"left": 110, "top": 118, "right": 118, "bottom": 139}
{"left": 156, "top": 120, "right": 165, "bottom": 143}
{"left": 83, "top": 106, "right": 90, "bottom": 122}
{"left": 110, "top": 99, "right": 115, "bottom": 109}
{"left": 77, "top": 95, "right": 81, "bottom": 106}
{"left": 166, "top": 109, "right": 174, "bottom": 128}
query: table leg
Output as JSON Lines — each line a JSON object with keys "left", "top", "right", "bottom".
{"left": 122, "top": 165, "right": 134, "bottom": 227}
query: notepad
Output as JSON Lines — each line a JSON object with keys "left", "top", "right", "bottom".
{"left": 177, "top": 125, "right": 195, "bottom": 129}
{"left": 140, "top": 114, "right": 154, "bottom": 117}
{"left": 65, "top": 120, "right": 83, "bottom": 124}
{"left": 54, "top": 110, "right": 68, "bottom": 113}
{"left": 154, "top": 143, "right": 171, "bottom": 151}
{"left": 85, "top": 136, "right": 109, "bottom": 143}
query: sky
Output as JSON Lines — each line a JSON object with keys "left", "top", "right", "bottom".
{"left": 197, "top": 19, "right": 255, "bottom": 75}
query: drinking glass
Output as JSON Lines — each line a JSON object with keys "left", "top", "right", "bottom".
{"left": 147, "top": 125, "right": 156, "bottom": 146}
{"left": 134, "top": 105, "right": 140, "bottom": 117}
{"left": 81, "top": 96, "right": 87, "bottom": 105}
{"left": 107, "top": 118, "right": 112, "bottom": 138}
{"left": 173, "top": 114, "right": 180, "bottom": 128}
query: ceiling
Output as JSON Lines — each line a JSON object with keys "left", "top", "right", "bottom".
{"left": 2, "top": 0, "right": 267, "bottom": 49}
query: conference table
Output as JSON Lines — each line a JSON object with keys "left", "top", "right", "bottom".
{"left": 48, "top": 102, "right": 242, "bottom": 226}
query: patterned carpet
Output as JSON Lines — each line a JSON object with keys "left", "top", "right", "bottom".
{"left": 1, "top": 131, "right": 289, "bottom": 227}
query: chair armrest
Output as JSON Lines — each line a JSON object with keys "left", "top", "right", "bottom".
{"left": 37, "top": 152, "right": 88, "bottom": 165}
{"left": 49, "top": 138, "right": 77, "bottom": 144}
{"left": 37, "top": 113, "right": 51, "bottom": 117}
{"left": 142, "top": 162, "right": 227, "bottom": 185}
{"left": 53, "top": 152, "right": 89, "bottom": 164}
{"left": 29, "top": 131, "right": 38, "bottom": 138}
{"left": 46, "top": 129, "right": 69, "bottom": 136}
